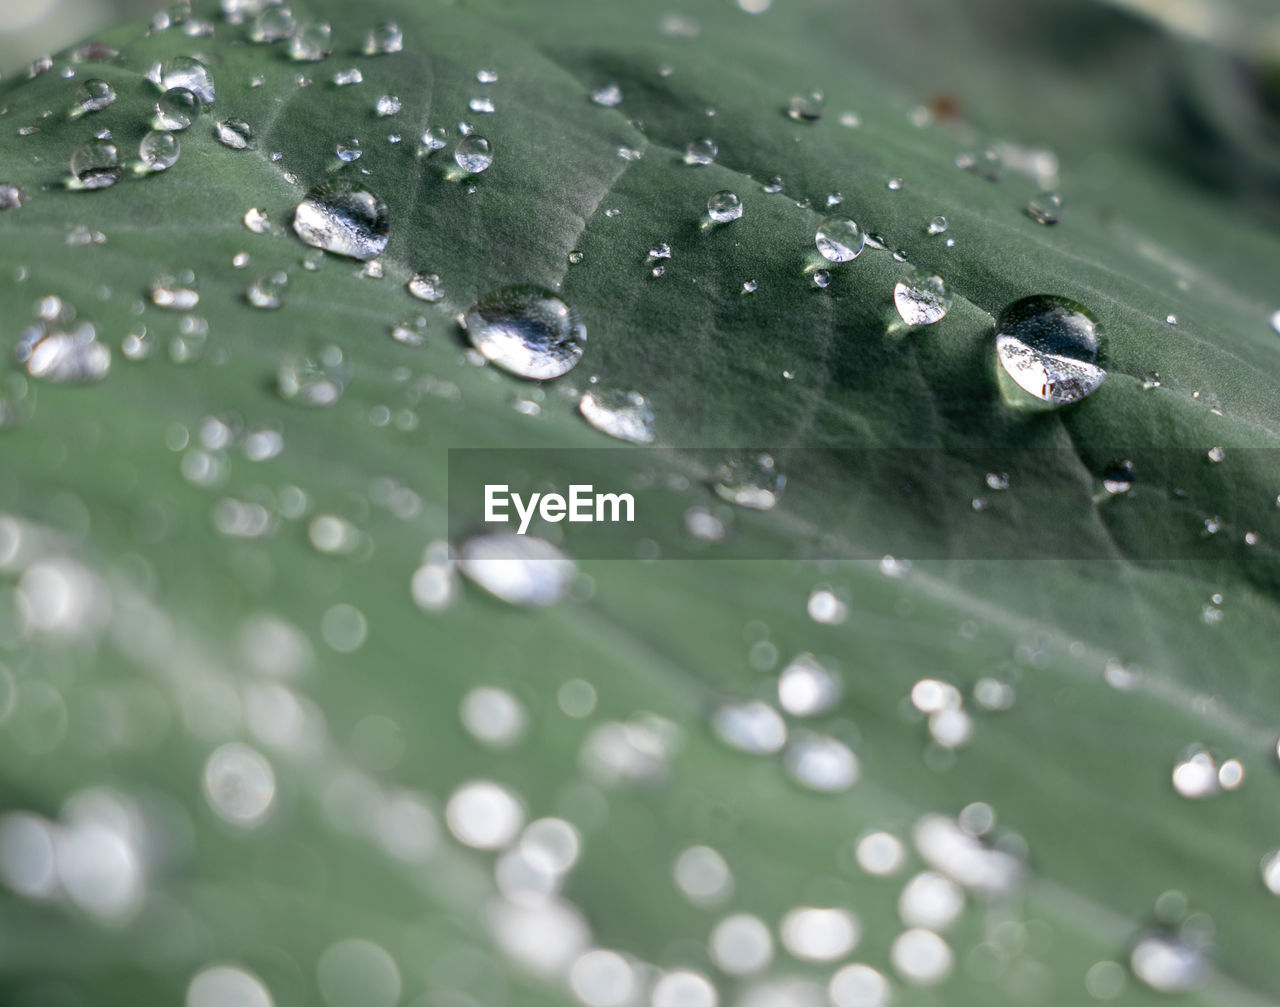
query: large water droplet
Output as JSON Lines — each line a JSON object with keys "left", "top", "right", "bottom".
{"left": 893, "top": 270, "right": 953, "bottom": 326}
{"left": 707, "top": 190, "right": 743, "bottom": 222}
{"left": 684, "top": 137, "right": 717, "bottom": 165}
{"left": 815, "top": 216, "right": 864, "bottom": 262}
{"left": 454, "top": 135, "right": 493, "bottom": 174}
{"left": 138, "top": 130, "right": 180, "bottom": 171}
{"left": 70, "top": 139, "right": 121, "bottom": 189}
{"left": 579, "top": 389, "right": 655, "bottom": 443}
{"left": 215, "top": 118, "right": 253, "bottom": 149}
{"left": 714, "top": 452, "right": 784, "bottom": 509}
{"left": 459, "top": 533, "right": 576, "bottom": 606}
{"left": 159, "top": 56, "right": 214, "bottom": 104}
{"left": 292, "top": 178, "right": 389, "bottom": 261}
{"left": 995, "top": 295, "right": 1106, "bottom": 406}
{"left": 464, "top": 286, "right": 586, "bottom": 379}
{"left": 155, "top": 87, "right": 200, "bottom": 129}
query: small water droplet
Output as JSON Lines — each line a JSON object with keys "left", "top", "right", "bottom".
{"left": 375, "top": 94, "right": 402, "bottom": 116}
{"left": 154, "top": 87, "right": 200, "bottom": 130}
{"left": 1129, "top": 933, "right": 1207, "bottom": 993}
{"left": 684, "top": 137, "right": 717, "bottom": 165}
{"left": 277, "top": 344, "right": 348, "bottom": 406}
{"left": 247, "top": 271, "right": 288, "bottom": 308}
{"left": 778, "top": 654, "right": 841, "bottom": 716}
{"left": 815, "top": 216, "right": 864, "bottom": 263}
{"left": 243, "top": 206, "right": 270, "bottom": 233}
{"left": 289, "top": 21, "right": 332, "bottom": 61}
{"left": 150, "top": 271, "right": 198, "bottom": 309}
{"left": 468, "top": 96, "right": 495, "bottom": 113}
{"left": 712, "top": 701, "right": 786, "bottom": 754}
{"left": 420, "top": 126, "right": 447, "bottom": 152}
{"left": 138, "top": 130, "right": 179, "bottom": 171}
{"left": 292, "top": 178, "right": 389, "bottom": 261}
{"left": 813, "top": 270, "right": 831, "bottom": 288}
{"left": 743, "top": 279, "right": 757, "bottom": 293}
{"left": 567, "top": 250, "right": 584, "bottom": 265}
{"left": 75, "top": 78, "right": 115, "bottom": 114}
{"left": 890, "top": 928, "right": 952, "bottom": 985}
{"left": 787, "top": 89, "right": 824, "bottom": 122}
{"left": 648, "top": 242, "right": 672, "bottom": 260}
{"left": 332, "top": 67, "right": 363, "bottom": 86}
{"left": 1102, "top": 459, "right": 1135, "bottom": 495}
{"left": 1207, "top": 445, "right": 1224, "bottom": 463}
{"left": 590, "top": 83, "right": 622, "bottom": 107}
{"left": 1270, "top": 309, "right": 1280, "bottom": 335}
{"left": 714, "top": 452, "right": 784, "bottom": 509}
{"left": 477, "top": 69, "right": 499, "bottom": 83}
{"left": 0, "top": 183, "right": 29, "bottom": 210}
{"left": 706, "top": 190, "right": 742, "bottom": 222}
{"left": 839, "top": 110, "right": 861, "bottom": 127}
{"left": 464, "top": 286, "right": 586, "bottom": 379}
{"left": 926, "top": 215, "right": 948, "bottom": 235}
{"left": 886, "top": 177, "right": 903, "bottom": 191}
{"left": 335, "top": 137, "right": 361, "bottom": 161}
{"left": 454, "top": 135, "right": 493, "bottom": 174}
{"left": 459, "top": 533, "right": 576, "bottom": 606}
{"left": 249, "top": 4, "right": 295, "bottom": 42}
{"left": 1028, "top": 191, "right": 1062, "bottom": 225}
{"left": 159, "top": 56, "right": 214, "bottom": 104}
{"left": 1172, "top": 749, "right": 1218, "bottom": 798}
{"left": 893, "top": 270, "right": 953, "bottom": 326}
{"left": 763, "top": 175, "right": 784, "bottom": 193}
{"left": 214, "top": 117, "right": 253, "bottom": 149}
{"left": 579, "top": 389, "right": 655, "bottom": 444}
{"left": 362, "top": 20, "right": 403, "bottom": 55}
{"left": 70, "top": 138, "right": 121, "bottom": 189}
{"left": 407, "top": 272, "right": 443, "bottom": 302}
{"left": 16, "top": 315, "right": 110, "bottom": 383}
{"left": 995, "top": 295, "right": 1106, "bottom": 406}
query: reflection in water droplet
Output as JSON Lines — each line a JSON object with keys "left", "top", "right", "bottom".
{"left": 995, "top": 295, "right": 1106, "bottom": 406}
{"left": 160, "top": 56, "right": 214, "bottom": 104}
{"left": 714, "top": 452, "right": 784, "bottom": 509}
{"left": 579, "top": 389, "right": 655, "bottom": 443}
{"left": 464, "top": 286, "right": 586, "bottom": 379}
{"left": 1129, "top": 933, "right": 1207, "bottom": 993}
{"left": 788, "top": 90, "right": 824, "bottom": 122}
{"left": 202, "top": 741, "right": 275, "bottom": 827}
{"left": 293, "top": 178, "right": 389, "bottom": 260}
{"left": 215, "top": 118, "right": 253, "bottom": 149}
{"left": 459, "top": 532, "right": 576, "bottom": 606}
{"left": 1103, "top": 459, "right": 1135, "bottom": 495}
{"left": 70, "top": 139, "right": 121, "bottom": 189}
{"left": 138, "top": 131, "right": 180, "bottom": 171}
{"left": 707, "top": 190, "right": 743, "bottom": 222}
{"left": 815, "top": 216, "right": 864, "bottom": 263}
{"left": 1028, "top": 191, "right": 1062, "bottom": 224}
{"left": 893, "top": 271, "right": 953, "bottom": 326}
{"left": 684, "top": 137, "right": 718, "bottom": 165}
{"left": 454, "top": 135, "right": 493, "bottom": 173}
{"left": 76, "top": 78, "right": 116, "bottom": 113}
{"left": 155, "top": 87, "right": 200, "bottom": 129}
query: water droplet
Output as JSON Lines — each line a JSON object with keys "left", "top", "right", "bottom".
{"left": 1103, "top": 459, "right": 1135, "bottom": 495}
{"left": 0, "top": 183, "right": 29, "bottom": 210}
{"left": 569, "top": 950, "right": 637, "bottom": 1007}
{"left": 926, "top": 215, "right": 948, "bottom": 235}
{"left": 707, "top": 190, "right": 743, "bottom": 222}
{"left": 1028, "top": 191, "right": 1062, "bottom": 225}
{"left": 187, "top": 967, "right": 274, "bottom": 1007}
{"left": 160, "top": 56, "right": 214, "bottom": 104}
{"left": 1172, "top": 749, "right": 1218, "bottom": 798}
{"left": 477, "top": 68, "right": 499, "bottom": 83}
{"left": 652, "top": 972, "right": 716, "bottom": 1007}
{"left": 16, "top": 317, "right": 110, "bottom": 383}
{"left": 468, "top": 96, "right": 495, "bottom": 114}
{"left": 464, "top": 286, "right": 586, "bottom": 379}
{"left": 202, "top": 741, "right": 275, "bottom": 827}
{"left": 332, "top": 67, "right": 363, "bottom": 86}
{"left": 335, "top": 137, "right": 361, "bottom": 161}
{"left": 813, "top": 270, "right": 831, "bottom": 288}
{"left": 712, "top": 701, "right": 786, "bottom": 754}
{"left": 1271, "top": 309, "right": 1280, "bottom": 335}
{"left": 460, "top": 686, "right": 526, "bottom": 748}
{"left": 249, "top": 4, "right": 295, "bottom": 42}
{"left": 648, "top": 242, "right": 672, "bottom": 260}
{"left": 293, "top": 178, "right": 389, "bottom": 261}
{"left": 445, "top": 780, "right": 524, "bottom": 849}
{"left": 288, "top": 21, "right": 332, "bottom": 61}
{"left": 138, "top": 130, "right": 180, "bottom": 171}
{"left": 743, "top": 279, "right": 758, "bottom": 293}
{"left": 214, "top": 117, "right": 253, "bottom": 149}
{"left": 459, "top": 532, "right": 576, "bottom": 606}
{"left": 419, "top": 126, "right": 448, "bottom": 153}
{"left": 579, "top": 389, "right": 655, "bottom": 443}
{"left": 828, "top": 965, "right": 889, "bottom": 1007}
{"left": 710, "top": 913, "right": 773, "bottom": 975}
{"left": 316, "top": 939, "right": 401, "bottom": 1007}
{"left": 815, "top": 216, "right": 865, "bottom": 263}
{"left": 684, "top": 137, "right": 717, "bottom": 165}
{"left": 856, "top": 831, "right": 905, "bottom": 876}
{"left": 785, "top": 734, "right": 859, "bottom": 791}
{"left": 898, "top": 871, "right": 965, "bottom": 930}
{"left": 673, "top": 845, "right": 733, "bottom": 905}
{"left": 277, "top": 344, "right": 348, "bottom": 406}
{"left": 70, "top": 138, "right": 121, "bottom": 189}
{"left": 781, "top": 907, "right": 860, "bottom": 961}
{"left": 787, "top": 89, "right": 824, "bottom": 121}
{"left": 1129, "top": 933, "right": 1207, "bottom": 993}
{"left": 715, "top": 453, "right": 784, "bottom": 509}
{"left": 777, "top": 654, "right": 841, "bottom": 715}
{"left": 995, "top": 295, "right": 1106, "bottom": 406}
{"left": 567, "top": 250, "right": 585, "bottom": 265}
{"left": 247, "top": 271, "right": 288, "bottom": 308}
{"left": 590, "top": 83, "right": 622, "bottom": 107}
{"left": 806, "top": 587, "right": 847, "bottom": 625}
{"left": 243, "top": 206, "right": 270, "bottom": 233}
{"left": 893, "top": 270, "right": 953, "bottom": 326}
{"left": 890, "top": 929, "right": 952, "bottom": 985}
{"left": 375, "top": 94, "right": 402, "bottom": 117}
{"left": 75, "top": 78, "right": 115, "bottom": 113}
{"left": 362, "top": 20, "right": 403, "bottom": 55}
{"left": 763, "top": 176, "right": 784, "bottom": 194}
{"left": 1207, "top": 445, "right": 1224, "bottom": 463}
{"left": 454, "top": 134, "right": 493, "bottom": 173}
{"left": 886, "top": 177, "right": 903, "bottom": 191}
{"left": 155, "top": 86, "right": 200, "bottom": 129}
{"left": 150, "top": 272, "right": 198, "bottom": 310}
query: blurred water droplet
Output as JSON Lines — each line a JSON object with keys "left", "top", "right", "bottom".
{"left": 277, "top": 344, "right": 348, "bottom": 406}
{"left": 138, "top": 130, "right": 180, "bottom": 171}
{"left": 289, "top": 21, "right": 332, "bottom": 60}
{"left": 590, "top": 83, "right": 622, "bottom": 106}
{"left": 155, "top": 86, "right": 200, "bottom": 129}
{"left": 899, "top": 871, "right": 964, "bottom": 930}
{"left": 317, "top": 939, "right": 401, "bottom": 1007}
{"left": 1103, "top": 459, "right": 1135, "bottom": 495}
{"left": 814, "top": 216, "right": 864, "bottom": 263}
{"left": 1129, "top": 933, "right": 1207, "bottom": 993}
{"left": 374, "top": 94, "right": 402, "bottom": 117}
{"left": 856, "top": 831, "right": 905, "bottom": 876}
{"left": 202, "top": 741, "right": 275, "bottom": 827}
{"left": 684, "top": 137, "right": 717, "bottom": 165}
{"left": 0, "top": 183, "right": 28, "bottom": 210}
{"left": 70, "top": 139, "right": 121, "bottom": 189}
{"left": 926, "top": 215, "right": 948, "bottom": 235}
{"left": 893, "top": 271, "right": 953, "bottom": 326}
{"left": 712, "top": 701, "right": 786, "bottom": 754}
{"left": 714, "top": 452, "right": 784, "bottom": 509}
{"left": 459, "top": 532, "right": 576, "bottom": 605}
{"left": 569, "top": 950, "right": 636, "bottom": 1007}
{"left": 813, "top": 270, "right": 831, "bottom": 288}
{"left": 160, "top": 56, "right": 214, "bottom": 104}
{"left": 75, "top": 78, "right": 115, "bottom": 114}
{"left": 293, "top": 178, "right": 389, "bottom": 260}
{"left": 706, "top": 190, "right": 743, "bottom": 222}
{"left": 579, "top": 389, "right": 655, "bottom": 443}
{"left": 652, "top": 972, "right": 716, "bottom": 1007}
{"left": 778, "top": 654, "right": 841, "bottom": 715}
{"left": 710, "top": 913, "right": 773, "bottom": 975}
{"left": 362, "top": 19, "right": 403, "bottom": 54}
{"left": 785, "top": 734, "right": 859, "bottom": 791}
{"left": 150, "top": 271, "right": 198, "bottom": 309}
{"left": 1172, "top": 749, "right": 1218, "bottom": 798}
{"left": 995, "top": 295, "right": 1106, "bottom": 406}
{"left": 215, "top": 117, "right": 253, "bottom": 149}
{"left": 1028, "top": 191, "right": 1062, "bottom": 224}
{"left": 454, "top": 135, "right": 493, "bottom": 173}
{"left": 249, "top": 4, "right": 295, "bottom": 42}
{"left": 891, "top": 929, "right": 952, "bottom": 985}
{"left": 332, "top": 67, "right": 362, "bottom": 86}
{"left": 464, "top": 286, "right": 586, "bottom": 379}
{"left": 781, "top": 907, "right": 860, "bottom": 961}
{"left": 787, "top": 89, "right": 824, "bottom": 122}
{"left": 16, "top": 312, "right": 110, "bottom": 383}
{"left": 460, "top": 686, "right": 526, "bottom": 748}
{"left": 828, "top": 965, "right": 889, "bottom": 1007}
{"left": 243, "top": 206, "right": 270, "bottom": 233}
{"left": 1207, "top": 445, "right": 1224, "bottom": 463}
{"left": 886, "top": 177, "right": 903, "bottom": 191}
{"left": 247, "top": 271, "right": 288, "bottom": 309}
{"left": 187, "top": 967, "right": 274, "bottom": 1007}
{"left": 446, "top": 779, "right": 524, "bottom": 849}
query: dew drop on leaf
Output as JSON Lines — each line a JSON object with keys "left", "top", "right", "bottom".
{"left": 376, "top": 94, "right": 402, "bottom": 116}
{"left": 332, "top": 68, "right": 363, "bottom": 86}
{"left": 155, "top": 87, "right": 200, "bottom": 129}
{"left": 706, "top": 190, "right": 743, "bottom": 222}
{"left": 16, "top": 317, "right": 110, "bottom": 383}
{"left": 335, "top": 137, "right": 361, "bottom": 161}
{"left": 787, "top": 89, "right": 824, "bottom": 122}
{"left": 684, "top": 137, "right": 718, "bottom": 165}
{"left": 159, "top": 56, "right": 215, "bottom": 104}
{"left": 714, "top": 452, "right": 784, "bottom": 509}
{"left": 362, "top": 20, "right": 404, "bottom": 55}
{"left": 248, "top": 4, "right": 295, "bottom": 43}
{"left": 995, "top": 295, "right": 1106, "bottom": 406}
{"left": 150, "top": 271, "right": 198, "bottom": 309}
{"left": 893, "top": 270, "right": 953, "bottom": 326}
{"left": 458, "top": 532, "right": 576, "bottom": 606}
{"left": 578, "top": 388, "right": 655, "bottom": 444}
{"left": 69, "top": 138, "right": 121, "bottom": 189}
{"left": 138, "top": 130, "right": 180, "bottom": 171}
{"left": 74, "top": 78, "right": 115, "bottom": 114}
{"left": 243, "top": 207, "right": 270, "bottom": 233}
{"left": 1129, "top": 933, "right": 1207, "bottom": 993}
{"left": 247, "top": 271, "right": 288, "bottom": 309}
{"left": 0, "top": 183, "right": 28, "bottom": 210}
{"left": 1102, "top": 459, "right": 1135, "bottom": 495}
{"left": 292, "top": 178, "right": 390, "bottom": 261}
{"left": 815, "top": 216, "right": 865, "bottom": 262}
{"left": 926, "top": 215, "right": 948, "bottom": 235}
{"left": 590, "top": 83, "right": 623, "bottom": 107}
{"left": 453, "top": 135, "right": 493, "bottom": 173}
{"left": 288, "top": 21, "right": 332, "bottom": 61}
{"left": 277, "top": 344, "right": 348, "bottom": 406}
{"left": 812, "top": 270, "right": 831, "bottom": 288}
{"left": 464, "top": 286, "right": 586, "bottom": 379}
{"left": 214, "top": 118, "right": 253, "bottom": 149}
{"left": 1028, "top": 191, "right": 1062, "bottom": 224}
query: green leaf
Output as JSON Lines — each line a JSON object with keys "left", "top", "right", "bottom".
{"left": 1, "top": 1, "right": 1279, "bottom": 1006}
